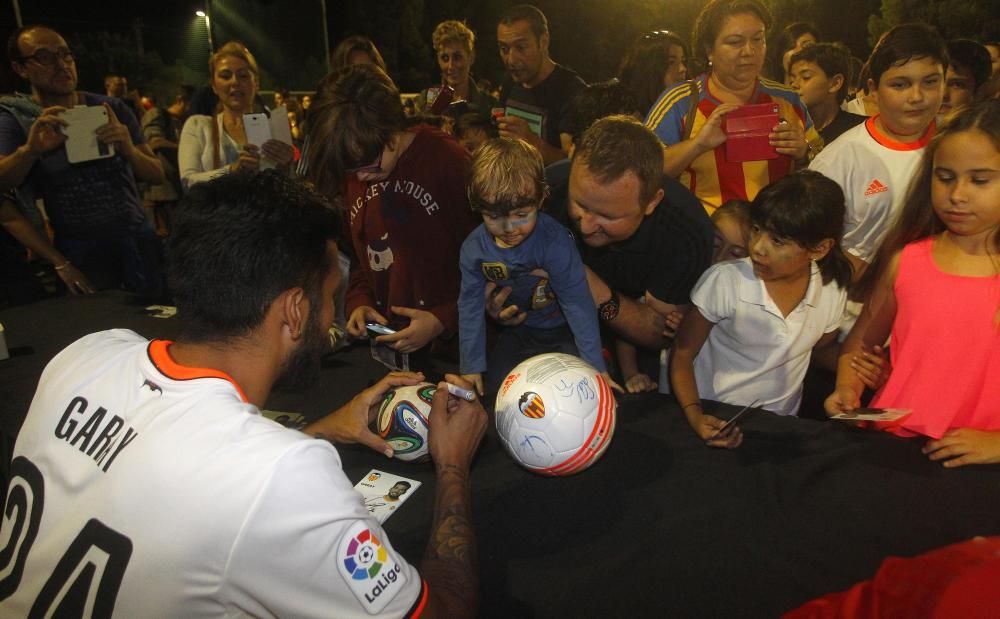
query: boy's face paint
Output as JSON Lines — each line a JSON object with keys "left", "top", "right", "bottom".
{"left": 483, "top": 206, "right": 539, "bottom": 248}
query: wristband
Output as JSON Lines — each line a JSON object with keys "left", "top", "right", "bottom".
{"left": 682, "top": 402, "right": 703, "bottom": 411}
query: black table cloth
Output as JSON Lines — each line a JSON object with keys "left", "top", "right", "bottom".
{"left": 2, "top": 292, "right": 998, "bottom": 617}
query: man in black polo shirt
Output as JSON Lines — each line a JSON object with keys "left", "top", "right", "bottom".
{"left": 492, "top": 116, "right": 713, "bottom": 363}
{"left": 496, "top": 4, "right": 586, "bottom": 165}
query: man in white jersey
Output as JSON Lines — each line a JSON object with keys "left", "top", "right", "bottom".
{"left": 0, "top": 170, "right": 487, "bottom": 618}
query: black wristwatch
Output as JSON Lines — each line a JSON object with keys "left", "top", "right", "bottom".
{"left": 598, "top": 289, "right": 621, "bottom": 322}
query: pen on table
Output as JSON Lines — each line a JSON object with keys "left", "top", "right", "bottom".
{"left": 445, "top": 382, "right": 476, "bottom": 402}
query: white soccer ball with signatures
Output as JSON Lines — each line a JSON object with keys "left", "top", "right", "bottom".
{"left": 494, "top": 353, "right": 617, "bottom": 476}
{"left": 372, "top": 383, "right": 436, "bottom": 462}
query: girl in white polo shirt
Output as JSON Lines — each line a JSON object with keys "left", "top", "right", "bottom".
{"left": 671, "top": 171, "right": 852, "bottom": 448}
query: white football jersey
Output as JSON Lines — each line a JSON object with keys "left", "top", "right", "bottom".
{"left": 810, "top": 115, "right": 932, "bottom": 264}
{"left": 0, "top": 330, "right": 425, "bottom": 618}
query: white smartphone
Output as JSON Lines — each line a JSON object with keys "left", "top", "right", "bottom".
{"left": 63, "top": 106, "right": 114, "bottom": 164}
{"left": 242, "top": 112, "right": 275, "bottom": 170}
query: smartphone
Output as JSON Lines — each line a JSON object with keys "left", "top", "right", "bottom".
{"left": 366, "top": 323, "right": 397, "bottom": 337}
{"left": 243, "top": 112, "right": 271, "bottom": 147}
{"left": 242, "top": 112, "right": 276, "bottom": 170}
{"left": 63, "top": 106, "right": 114, "bottom": 163}
{"left": 429, "top": 85, "right": 455, "bottom": 115}
{"left": 714, "top": 399, "right": 759, "bottom": 437}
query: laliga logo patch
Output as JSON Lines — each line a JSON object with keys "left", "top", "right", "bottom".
{"left": 518, "top": 392, "right": 545, "bottom": 419}
{"left": 342, "top": 527, "right": 387, "bottom": 581}
{"left": 501, "top": 372, "right": 520, "bottom": 397}
{"left": 340, "top": 522, "right": 407, "bottom": 613}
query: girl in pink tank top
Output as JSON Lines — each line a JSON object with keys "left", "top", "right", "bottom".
{"left": 825, "top": 100, "right": 1000, "bottom": 468}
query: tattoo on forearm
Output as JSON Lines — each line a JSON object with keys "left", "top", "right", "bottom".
{"left": 429, "top": 511, "right": 474, "bottom": 563}
{"left": 421, "top": 469, "right": 479, "bottom": 617}
{"left": 436, "top": 463, "right": 468, "bottom": 482}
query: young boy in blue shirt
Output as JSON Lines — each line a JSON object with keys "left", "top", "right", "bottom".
{"left": 458, "top": 138, "right": 610, "bottom": 397}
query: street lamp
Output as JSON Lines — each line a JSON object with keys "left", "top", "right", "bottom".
{"left": 196, "top": 7, "right": 214, "bottom": 54}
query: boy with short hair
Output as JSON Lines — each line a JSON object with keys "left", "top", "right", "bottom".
{"left": 458, "top": 137, "right": 608, "bottom": 396}
{"left": 788, "top": 43, "right": 866, "bottom": 145}
{"left": 454, "top": 112, "right": 497, "bottom": 153}
{"left": 809, "top": 22, "right": 946, "bottom": 284}
{"left": 939, "top": 39, "right": 992, "bottom": 118}
{"left": 809, "top": 22, "right": 945, "bottom": 362}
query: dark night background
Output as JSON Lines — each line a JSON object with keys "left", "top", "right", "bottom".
{"left": 2, "top": 0, "right": 999, "bottom": 101}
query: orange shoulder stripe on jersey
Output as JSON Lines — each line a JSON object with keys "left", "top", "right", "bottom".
{"left": 147, "top": 340, "right": 250, "bottom": 403}
{"left": 404, "top": 579, "right": 429, "bottom": 618}
{"left": 864, "top": 115, "right": 935, "bottom": 151}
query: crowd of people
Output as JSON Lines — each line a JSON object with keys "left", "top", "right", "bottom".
{"left": 2, "top": 0, "right": 1000, "bottom": 615}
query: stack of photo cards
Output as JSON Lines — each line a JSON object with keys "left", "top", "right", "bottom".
{"left": 829, "top": 407, "right": 912, "bottom": 422}
{"left": 355, "top": 470, "right": 422, "bottom": 523}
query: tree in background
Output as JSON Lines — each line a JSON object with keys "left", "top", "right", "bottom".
{"left": 868, "top": 0, "right": 997, "bottom": 47}
{"left": 69, "top": 31, "right": 203, "bottom": 108}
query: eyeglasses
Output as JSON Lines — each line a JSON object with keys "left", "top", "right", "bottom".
{"left": 19, "top": 48, "right": 75, "bottom": 67}
{"left": 346, "top": 150, "right": 384, "bottom": 176}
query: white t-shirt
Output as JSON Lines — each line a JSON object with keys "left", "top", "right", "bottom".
{"left": 691, "top": 259, "right": 847, "bottom": 416}
{"left": 809, "top": 115, "right": 932, "bottom": 264}
{"left": 0, "top": 330, "right": 424, "bottom": 618}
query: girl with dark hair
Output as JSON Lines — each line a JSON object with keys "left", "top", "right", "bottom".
{"left": 617, "top": 30, "right": 689, "bottom": 117}
{"left": 826, "top": 100, "right": 1000, "bottom": 467}
{"left": 671, "top": 170, "right": 851, "bottom": 447}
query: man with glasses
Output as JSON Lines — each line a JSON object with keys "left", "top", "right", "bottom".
{"left": 0, "top": 25, "right": 165, "bottom": 294}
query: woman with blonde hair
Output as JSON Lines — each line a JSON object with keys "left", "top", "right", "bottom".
{"left": 178, "top": 42, "right": 294, "bottom": 189}
{"left": 421, "top": 20, "right": 496, "bottom": 115}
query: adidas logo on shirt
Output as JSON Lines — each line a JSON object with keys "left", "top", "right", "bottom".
{"left": 864, "top": 179, "right": 889, "bottom": 196}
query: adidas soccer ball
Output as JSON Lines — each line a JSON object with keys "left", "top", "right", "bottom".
{"left": 494, "top": 353, "right": 617, "bottom": 476}
{"left": 373, "top": 383, "right": 436, "bottom": 462}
